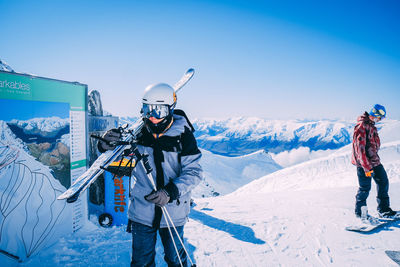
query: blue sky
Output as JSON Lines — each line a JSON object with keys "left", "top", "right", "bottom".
{"left": 1, "top": 0, "right": 399, "bottom": 120}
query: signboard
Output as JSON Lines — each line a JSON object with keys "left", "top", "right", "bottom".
{"left": 0, "top": 70, "right": 88, "bottom": 261}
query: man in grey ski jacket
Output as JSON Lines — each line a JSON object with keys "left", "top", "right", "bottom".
{"left": 99, "top": 83, "right": 202, "bottom": 267}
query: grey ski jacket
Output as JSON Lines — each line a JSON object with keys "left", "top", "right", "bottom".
{"left": 128, "top": 113, "right": 203, "bottom": 228}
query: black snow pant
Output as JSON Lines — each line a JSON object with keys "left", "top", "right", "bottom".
{"left": 355, "top": 164, "right": 390, "bottom": 215}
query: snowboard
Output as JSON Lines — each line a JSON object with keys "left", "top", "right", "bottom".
{"left": 345, "top": 212, "right": 400, "bottom": 233}
{"left": 386, "top": 250, "right": 400, "bottom": 265}
{"left": 57, "top": 68, "right": 195, "bottom": 203}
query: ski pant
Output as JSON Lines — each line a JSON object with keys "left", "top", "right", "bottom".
{"left": 355, "top": 164, "right": 390, "bottom": 214}
{"left": 130, "top": 221, "right": 187, "bottom": 267}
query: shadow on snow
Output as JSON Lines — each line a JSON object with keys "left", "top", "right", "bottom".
{"left": 189, "top": 209, "right": 265, "bottom": 245}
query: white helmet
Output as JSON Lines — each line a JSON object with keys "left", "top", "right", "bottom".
{"left": 141, "top": 83, "right": 177, "bottom": 134}
{"left": 142, "top": 83, "right": 176, "bottom": 107}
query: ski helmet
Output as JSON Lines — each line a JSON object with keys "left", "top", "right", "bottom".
{"left": 142, "top": 83, "right": 176, "bottom": 106}
{"left": 369, "top": 104, "right": 386, "bottom": 118}
{"left": 141, "top": 83, "right": 176, "bottom": 134}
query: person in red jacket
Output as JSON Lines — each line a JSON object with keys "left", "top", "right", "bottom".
{"left": 351, "top": 104, "right": 396, "bottom": 218}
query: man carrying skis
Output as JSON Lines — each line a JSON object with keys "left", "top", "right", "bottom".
{"left": 351, "top": 104, "right": 396, "bottom": 218}
{"left": 99, "top": 83, "right": 202, "bottom": 267}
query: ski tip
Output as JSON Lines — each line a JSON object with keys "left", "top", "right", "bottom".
{"left": 174, "top": 68, "right": 196, "bottom": 93}
{"left": 57, "top": 189, "right": 73, "bottom": 200}
{"left": 57, "top": 194, "right": 67, "bottom": 200}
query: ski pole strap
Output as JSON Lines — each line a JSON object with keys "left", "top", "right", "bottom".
{"left": 153, "top": 143, "right": 165, "bottom": 190}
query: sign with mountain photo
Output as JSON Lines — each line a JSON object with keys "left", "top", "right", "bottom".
{"left": 0, "top": 70, "right": 88, "bottom": 261}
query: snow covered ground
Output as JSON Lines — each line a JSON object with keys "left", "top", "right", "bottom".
{"left": 5, "top": 137, "right": 399, "bottom": 266}
{"left": 11, "top": 184, "right": 400, "bottom": 266}
{"left": 2, "top": 118, "right": 400, "bottom": 266}
{"left": 188, "top": 183, "right": 400, "bottom": 266}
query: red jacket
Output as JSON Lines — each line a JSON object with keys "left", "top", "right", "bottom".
{"left": 351, "top": 112, "right": 381, "bottom": 171}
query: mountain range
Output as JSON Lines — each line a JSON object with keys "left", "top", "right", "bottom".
{"left": 193, "top": 117, "right": 355, "bottom": 156}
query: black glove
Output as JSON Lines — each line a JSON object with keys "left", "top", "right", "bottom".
{"left": 98, "top": 128, "right": 121, "bottom": 152}
{"left": 144, "top": 189, "right": 170, "bottom": 207}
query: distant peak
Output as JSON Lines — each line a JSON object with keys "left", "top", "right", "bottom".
{"left": 0, "top": 59, "right": 15, "bottom": 72}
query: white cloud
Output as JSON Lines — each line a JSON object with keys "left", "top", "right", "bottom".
{"left": 271, "top": 147, "right": 334, "bottom": 167}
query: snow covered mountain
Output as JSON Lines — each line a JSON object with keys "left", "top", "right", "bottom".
{"left": 193, "top": 149, "right": 282, "bottom": 197}
{"left": 193, "top": 117, "right": 354, "bottom": 156}
{"left": 8, "top": 117, "right": 69, "bottom": 138}
{"left": 0, "top": 59, "right": 14, "bottom": 72}
{"left": 2, "top": 118, "right": 72, "bottom": 188}
{"left": 120, "top": 116, "right": 356, "bottom": 156}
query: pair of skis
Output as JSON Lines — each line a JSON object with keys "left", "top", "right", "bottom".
{"left": 57, "top": 68, "right": 195, "bottom": 203}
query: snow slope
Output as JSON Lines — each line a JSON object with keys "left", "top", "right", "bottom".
{"left": 188, "top": 184, "right": 400, "bottom": 266}
{"left": 234, "top": 140, "right": 400, "bottom": 194}
{"left": 193, "top": 149, "right": 282, "bottom": 197}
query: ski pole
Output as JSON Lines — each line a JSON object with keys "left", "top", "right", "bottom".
{"left": 139, "top": 161, "right": 184, "bottom": 267}
{"left": 162, "top": 206, "right": 184, "bottom": 267}
{"left": 161, "top": 206, "right": 196, "bottom": 267}
{"left": 136, "top": 156, "right": 196, "bottom": 267}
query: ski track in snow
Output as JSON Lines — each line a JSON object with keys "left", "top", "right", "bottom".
{"left": 13, "top": 155, "right": 400, "bottom": 267}
{"left": 21, "top": 187, "right": 399, "bottom": 266}
{"left": 7, "top": 195, "right": 399, "bottom": 267}
{"left": 187, "top": 184, "right": 400, "bottom": 267}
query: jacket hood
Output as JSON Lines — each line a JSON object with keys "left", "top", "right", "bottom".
{"left": 357, "top": 111, "right": 375, "bottom": 125}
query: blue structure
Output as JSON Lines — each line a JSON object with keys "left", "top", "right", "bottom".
{"left": 103, "top": 170, "right": 130, "bottom": 226}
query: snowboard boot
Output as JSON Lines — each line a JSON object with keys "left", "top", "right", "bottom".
{"left": 355, "top": 206, "right": 368, "bottom": 219}
{"left": 379, "top": 207, "right": 397, "bottom": 218}
{"left": 360, "top": 206, "right": 368, "bottom": 220}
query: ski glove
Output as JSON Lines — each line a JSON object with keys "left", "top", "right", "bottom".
{"left": 99, "top": 128, "right": 121, "bottom": 152}
{"left": 144, "top": 182, "right": 179, "bottom": 207}
{"left": 365, "top": 170, "right": 374, "bottom": 178}
{"left": 144, "top": 189, "right": 170, "bottom": 207}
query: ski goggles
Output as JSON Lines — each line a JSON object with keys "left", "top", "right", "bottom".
{"left": 142, "top": 104, "right": 170, "bottom": 119}
{"left": 371, "top": 107, "right": 386, "bottom": 118}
